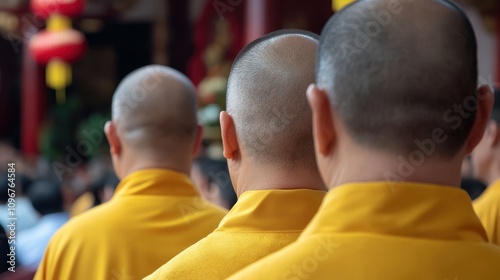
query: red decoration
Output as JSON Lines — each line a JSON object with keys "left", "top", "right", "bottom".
{"left": 31, "top": 0, "right": 85, "bottom": 19}
{"left": 29, "top": 0, "right": 87, "bottom": 104}
{"left": 29, "top": 29, "right": 86, "bottom": 64}
{"left": 188, "top": 1, "right": 243, "bottom": 86}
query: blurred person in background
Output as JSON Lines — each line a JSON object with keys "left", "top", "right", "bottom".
{"left": 191, "top": 157, "right": 237, "bottom": 209}
{"left": 17, "top": 180, "right": 68, "bottom": 268}
{"left": 70, "top": 171, "right": 119, "bottom": 217}
{"left": 98, "top": 172, "right": 120, "bottom": 203}
{"left": 35, "top": 65, "right": 227, "bottom": 280}
{"left": 0, "top": 142, "right": 20, "bottom": 173}
{"left": 0, "top": 173, "right": 38, "bottom": 233}
{"left": 473, "top": 91, "right": 500, "bottom": 244}
{"left": 0, "top": 225, "right": 9, "bottom": 274}
{"left": 461, "top": 155, "right": 487, "bottom": 200}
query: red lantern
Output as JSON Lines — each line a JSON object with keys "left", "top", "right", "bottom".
{"left": 29, "top": 0, "right": 86, "bottom": 104}
{"left": 31, "top": 0, "right": 85, "bottom": 19}
{"left": 29, "top": 29, "right": 86, "bottom": 64}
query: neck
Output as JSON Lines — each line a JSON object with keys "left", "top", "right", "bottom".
{"left": 326, "top": 144, "right": 464, "bottom": 189}
{"left": 234, "top": 161, "right": 326, "bottom": 197}
{"left": 120, "top": 150, "right": 192, "bottom": 179}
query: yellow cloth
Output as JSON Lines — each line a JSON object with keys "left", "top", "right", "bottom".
{"left": 333, "top": 0, "right": 355, "bottom": 11}
{"left": 230, "top": 182, "right": 500, "bottom": 280}
{"left": 35, "top": 169, "right": 227, "bottom": 280}
{"left": 474, "top": 179, "right": 500, "bottom": 244}
{"left": 144, "top": 189, "right": 326, "bottom": 280}
{"left": 69, "top": 192, "right": 94, "bottom": 217}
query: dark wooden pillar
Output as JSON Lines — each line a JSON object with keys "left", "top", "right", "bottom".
{"left": 168, "top": 0, "right": 192, "bottom": 74}
{"left": 244, "top": 0, "right": 280, "bottom": 45}
{"left": 21, "top": 35, "right": 46, "bottom": 156}
{"left": 0, "top": 38, "right": 15, "bottom": 140}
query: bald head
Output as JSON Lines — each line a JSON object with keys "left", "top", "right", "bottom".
{"left": 318, "top": 0, "right": 477, "bottom": 158}
{"left": 112, "top": 65, "right": 197, "bottom": 153}
{"left": 227, "top": 30, "right": 319, "bottom": 169}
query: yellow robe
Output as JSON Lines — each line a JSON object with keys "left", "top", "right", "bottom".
{"left": 474, "top": 179, "right": 500, "bottom": 245}
{"left": 35, "top": 169, "right": 227, "bottom": 280}
{"left": 229, "top": 182, "right": 500, "bottom": 280}
{"left": 144, "top": 189, "right": 326, "bottom": 280}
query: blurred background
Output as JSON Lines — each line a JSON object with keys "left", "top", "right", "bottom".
{"left": 0, "top": 0, "right": 332, "bottom": 219}
{"left": 0, "top": 0, "right": 498, "bottom": 274}
{"left": 0, "top": 0, "right": 332, "bottom": 177}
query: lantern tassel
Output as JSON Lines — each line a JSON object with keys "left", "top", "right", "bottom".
{"left": 47, "top": 59, "right": 71, "bottom": 105}
{"left": 47, "top": 14, "right": 72, "bottom": 31}
{"left": 56, "top": 89, "right": 66, "bottom": 105}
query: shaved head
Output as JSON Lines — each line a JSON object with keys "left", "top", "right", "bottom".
{"left": 112, "top": 65, "right": 197, "bottom": 153}
{"left": 318, "top": 0, "right": 477, "bottom": 158}
{"left": 227, "top": 30, "right": 319, "bottom": 169}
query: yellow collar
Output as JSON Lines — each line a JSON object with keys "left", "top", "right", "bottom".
{"left": 216, "top": 189, "right": 326, "bottom": 232}
{"left": 302, "top": 181, "right": 487, "bottom": 242}
{"left": 113, "top": 169, "right": 199, "bottom": 199}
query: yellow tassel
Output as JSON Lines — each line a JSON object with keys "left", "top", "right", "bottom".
{"left": 47, "top": 59, "right": 71, "bottom": 105}
{"left": 47, "top": 14, "right": 71, "bottom": 31}
{"left": 44, "top": 15, "right": 73, "bottom": 105}
{"left": 56, "top": 88, "right": 66, "bottom": 105}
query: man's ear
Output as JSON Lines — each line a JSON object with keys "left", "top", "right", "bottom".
{"left": 220, "top": 111, "right": 239, "bottom": 160}
{"left": 104, "top": 121, "right": 121, "bottom": 156}
{"left": 192, "top": 125, "right": 204, "bottom": 157}
{"left": 307, "top": 84, "right": 335, "bottom": 156}
{"left": 466, "top": 85, "right": 494, "bottom": 154}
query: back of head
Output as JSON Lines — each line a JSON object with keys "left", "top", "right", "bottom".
{"left": 112, "top": 65, "right": 198, "bottom": 155}
{"left": 318, "top": 0, "right": 477, "bottom": 158}
{"left": 28, "top": 180, "right": 64, "bottom": 216}
{"left": 227, "top": 30, "right": 319, "bottom": 170}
